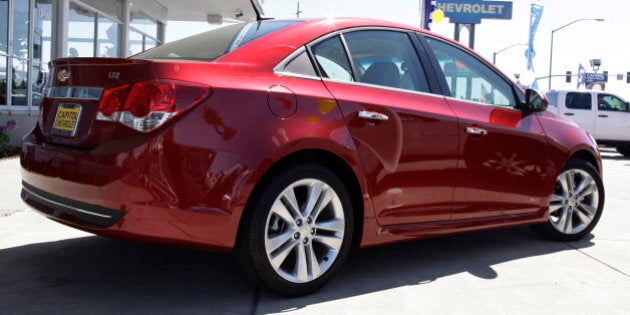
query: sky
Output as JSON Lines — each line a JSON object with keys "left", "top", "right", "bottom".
{"left": 168, "top": 0, "right": 630, "bottom": 98}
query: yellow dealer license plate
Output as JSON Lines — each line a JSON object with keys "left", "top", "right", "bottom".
{"left": 52, "top": 103, "right": 82, "bottom": 137}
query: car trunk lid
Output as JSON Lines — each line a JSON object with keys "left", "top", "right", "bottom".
{"left": 40, "top": 58, "right": 210, "bottom": 149}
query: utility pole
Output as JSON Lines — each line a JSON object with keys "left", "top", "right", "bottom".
{"left": 296, "top": 2, "right": 302, "bottom": 18}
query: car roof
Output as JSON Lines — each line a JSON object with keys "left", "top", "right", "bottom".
{"left": 217, "top": 17, "right": 458, "bottom": 67}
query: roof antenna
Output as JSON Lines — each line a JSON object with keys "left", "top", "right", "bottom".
{"left": 250, "top": 0, "right": 274, "bottom": 21}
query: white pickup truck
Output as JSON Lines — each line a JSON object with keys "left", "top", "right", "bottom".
{"left": 545, "top": 90, "right": 630, "bottom": 157}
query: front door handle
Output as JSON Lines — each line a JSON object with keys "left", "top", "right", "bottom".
{"left": 358, "top": 110, "right": 389, "bottom": 121}
{"left": 564, "top": 113, "right": 575, "bottom": 116}
{"left": 598, "top": 114, "right": 608, "bottom": 118}
{"left": 466, "top": 126, "right": 488, "bottom": 136}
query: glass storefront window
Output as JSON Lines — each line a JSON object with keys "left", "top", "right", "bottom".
{"left": 69, "top": 3, "right": 95, "bottom": 57}
{"left": 129, "top": 30, "right": 143, "bottom": 56}
{"left": 33, "top": 1, "right": 52, "bottom": 107}
{"left": 11, "top": 0, "right": 29, "bottom": 106}
{"left": 11, "top": 57, "right": 27, "bottom": 105}
{"left": 145, "top": 37, "right": 156, "bottom": 51}
{"left": 0, "top": 55, "right": 7, "bottom": 105}
{"left": 98, "top": 17, "right": 119, "bottom": 57}
{"left": 1, "top": 0, "right": 8, "bottom": 106}
{"left": 130, "top": 7, "right": 157, "bottom": 39}
{"left": 79, "top": 0, "right": 122, "bottom": 21}
{"left": 1, "top": 0, "right": 157, "bottom": 108}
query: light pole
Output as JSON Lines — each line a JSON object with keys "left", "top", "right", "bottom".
{"left": 548, "top": 18, "right": 604, "bottom": 90}
{"left": 492, "top": 43, "right": 528, "bottom": 65}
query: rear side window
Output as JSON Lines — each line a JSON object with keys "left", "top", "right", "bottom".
{"left": 343, "top": 30, "right": 430, "bottom": 93}
{"left": 565, "top": 92, "right": 592, "bottom": 110}
{"left": 282, "top": 51, "right": 318, "bottom": 77}
{"left": 311, "top": 36, "right": 354, "bottom": 82}
{"left": 133, "top": 21, "right": 300, "bottom": 61}
{"left": 309, "top": 30, "right": 431, "bottom": 93}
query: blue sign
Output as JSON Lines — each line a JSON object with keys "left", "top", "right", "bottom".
{"left": 585, "top": 73, "right": 606, "bottom": 89}
{"left": 436, "top": 0, "right": 513, "bottom": 24}
{"left": 586, "top": 73, "right": 606, "bottom": 83}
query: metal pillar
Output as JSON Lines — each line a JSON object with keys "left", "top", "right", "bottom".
{"left": 157, "top": 22, "right": 166, "bottom": 46}
{"left": 52, "top": 0, "right": 69, "bottom": 59}
{"left": 454, "top": 23, "right": 475, "bottom": 49}
{"left": 118, "top": 0, "right": 130, "bottom": 57}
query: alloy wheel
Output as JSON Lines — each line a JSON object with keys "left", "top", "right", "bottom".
{"left": 549, "top": 168, "right": 600, "bottom": 235}
{"left": 264, "top": 178, "right": 345, "bottom": 283}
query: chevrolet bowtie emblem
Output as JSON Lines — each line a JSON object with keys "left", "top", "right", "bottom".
{"left": 57, "top": 70, "right": 70, "bottom": 82}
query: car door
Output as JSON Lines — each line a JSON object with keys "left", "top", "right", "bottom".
{"left": 422, "top": 36, "right": 551, "bottom": 219}
{"left": 595, "top": 93, "right": 630, "bottom": 141}
{"left": 310, "top": 30, "right": 459, "bottom": 225}
{"left": 559, "top": 92, "right": 597, "bottom": 135}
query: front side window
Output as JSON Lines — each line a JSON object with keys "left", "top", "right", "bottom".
{"left": 343, "top": 30, "right": 430, "bottom": 92}
{"left": 425, "top": 37, "right": 515, "bottom": 107}
{"left": 597, "top": 93, "right": 628, "bottom": 112}
{"left": 565, "top": 92, "right": 591, "bottom": 110}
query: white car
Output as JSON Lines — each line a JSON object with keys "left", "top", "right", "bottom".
{"left": 545, "top": 90, "right": 630, "bottom": 156}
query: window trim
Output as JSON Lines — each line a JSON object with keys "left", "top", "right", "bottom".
{"left": 273, "top": 26, "right": 444, "bottom": 98}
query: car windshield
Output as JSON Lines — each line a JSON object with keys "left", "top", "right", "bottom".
{"left": 133, "top": 20, "right": 301, "bottom": 62}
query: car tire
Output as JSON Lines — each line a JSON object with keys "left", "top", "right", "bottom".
{"left": 532, "top": 160, "right": 604, "bottom": 242}
{"left": 236, "top": 164, "right": 353, "bottom": 296}
{"left": 616, "top": 144, "right": 630, "bottom": 157}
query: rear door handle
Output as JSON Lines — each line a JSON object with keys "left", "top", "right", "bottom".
{"left": 358, "top": 110, "right": 389, "bottom": 121}
{"left": 564, "top": 113, "right": 575, "bottom": 116}
{"left": 466, "top": 126, "right": 488, "bottom": 136}
{"left": 598, "top": 114, "right": 608, "bottom": 118}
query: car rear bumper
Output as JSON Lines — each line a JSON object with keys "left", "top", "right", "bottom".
{"left": 20, "top": 126, "right": 258, "bottom": 251}
{"left": 21, "top": 181, "right": 126, "bottom": 228}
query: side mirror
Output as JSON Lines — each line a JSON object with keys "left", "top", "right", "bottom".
{"left": 524, "top": 89, "right": 548, "bottom": 112}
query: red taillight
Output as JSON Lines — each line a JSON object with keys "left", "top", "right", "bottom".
{"left": 99, "top": 84, "right": 131, "bottom": 117}
{"left": 122, "top": 81, "right": 175, "bottom": 118}
{"left": 97, "top": 80, "right": 211, "bottom": 132}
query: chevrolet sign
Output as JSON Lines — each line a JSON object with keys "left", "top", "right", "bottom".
{"left": 436, "top": 0, "right": 513, "bottom": 24}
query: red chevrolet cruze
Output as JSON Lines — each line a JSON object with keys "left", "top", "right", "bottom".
{"left": 21, "top": 18, "right": 604, "bottom": 296}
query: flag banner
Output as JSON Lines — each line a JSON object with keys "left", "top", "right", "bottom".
{"left": 577, "top": 64, "right": 586, "bottom": 89}
{"left": 528, "top": 0, "right": 544, "bottom": 89}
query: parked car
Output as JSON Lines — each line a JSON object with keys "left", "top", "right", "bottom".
{"left": 21, "top": 18, "right": 605, "bottom": 296}
{"left": 545, "top": 90, "right": 630, "bottom": 157}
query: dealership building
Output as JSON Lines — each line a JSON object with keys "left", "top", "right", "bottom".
{"left": 1, "top": 0, "right": 260, "bottom": 145}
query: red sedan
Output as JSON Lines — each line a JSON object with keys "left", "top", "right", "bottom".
{"left": 21, "top": 18, "right": 604, "bottom": 296}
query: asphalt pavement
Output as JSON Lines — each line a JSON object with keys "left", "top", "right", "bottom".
{"left": 1, "top": 147, "right": 629, "bottom": 314}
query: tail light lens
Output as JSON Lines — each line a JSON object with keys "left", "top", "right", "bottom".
{"left": 97, "top": 79, "right": 211, "bottom": 132}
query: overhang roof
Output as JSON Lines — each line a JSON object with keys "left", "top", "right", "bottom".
{"left": 155, "top": 0, "right": 265, "bottom": 23}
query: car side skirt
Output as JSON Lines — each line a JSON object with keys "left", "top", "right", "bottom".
{"left": 360, "top": 211, "right": 547, "bottom": 248}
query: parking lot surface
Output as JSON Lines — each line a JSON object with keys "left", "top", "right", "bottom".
{"left": 1, "top": 147, "right": 629, "bottom": 314}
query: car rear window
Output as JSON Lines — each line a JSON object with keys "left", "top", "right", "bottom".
{"left": 133, "top": 20, "right": 301, "bottom": 62}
